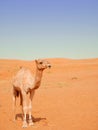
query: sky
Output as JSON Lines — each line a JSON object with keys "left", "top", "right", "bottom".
{"left": 0, "top": 0, "right": 98, "bottom": 60}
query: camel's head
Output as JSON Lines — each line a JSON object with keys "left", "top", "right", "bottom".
{"left": 35, "top": 59, "right": 51, "bottom": 70}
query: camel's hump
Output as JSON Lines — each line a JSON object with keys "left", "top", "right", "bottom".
{"left": 13, "top": 67, "right": 34, "bottom": 88}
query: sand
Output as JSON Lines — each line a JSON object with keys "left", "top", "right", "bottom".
{"left": 0, "top": 58, "right": 98, "bottom": 130}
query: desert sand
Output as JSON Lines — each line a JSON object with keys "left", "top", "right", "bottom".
{"left": 0, "top": 58, "right": 98, "bottom": 130}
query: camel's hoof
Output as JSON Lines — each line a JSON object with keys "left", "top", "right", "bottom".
{"left": 29, "top": 122, "right": 34, "bottom": 126}
{"left": 22, "top": 121, "right": 28, "bottom": 128}
{"left": 29, "top": 119, "right": 34, "bottom": 126}
{"left": 22, "top": 124, "right": 27, "bottom": 128}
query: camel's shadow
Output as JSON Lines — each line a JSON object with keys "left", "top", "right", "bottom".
{"left": 15, "top": 113, "right": 47, "bottom": 123}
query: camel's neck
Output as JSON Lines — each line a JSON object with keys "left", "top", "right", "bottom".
{"left": 34, "top": 68, "right": 43, "bottom": 89}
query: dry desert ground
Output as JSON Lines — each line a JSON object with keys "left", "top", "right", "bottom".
{"left": 0, "top": 58, "right": 98, "bottom": 130}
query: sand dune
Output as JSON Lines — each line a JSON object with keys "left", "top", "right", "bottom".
{"left": 0, "top": 58, "right": 98, "bottom": 130}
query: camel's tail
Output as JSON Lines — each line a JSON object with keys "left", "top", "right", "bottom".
{"left": 13, "top": 87, "right": 19, "bottom": 97}
{"left": 13, "top": 87, "right": 23, "bottom": 106}
{"left": 16, "top": 90, "right": 20, "bottom": 97}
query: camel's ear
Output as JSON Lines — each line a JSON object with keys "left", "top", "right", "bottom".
{"left": 35, "top": 59, "right": 38, "bottom": 63}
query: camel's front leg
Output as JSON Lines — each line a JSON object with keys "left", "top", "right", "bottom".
{"left": 28, "top": 90, "right": 35, "bottom": 126}
{"left": 22, "top": 93, "right": 28, "bottom": 128}
{"left": 28, "top": 103, "right": 34, "bottom": 126}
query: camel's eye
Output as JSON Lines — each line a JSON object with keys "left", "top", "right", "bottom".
{"left": 39, "top": 61, "right": 43, "bottom": 64}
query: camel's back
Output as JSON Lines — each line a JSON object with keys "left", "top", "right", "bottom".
{"left": 13, "top": 67, "right": 35, "bottom": 91}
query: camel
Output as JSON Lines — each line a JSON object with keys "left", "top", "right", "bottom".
{"left": 12, "top": 59, "right": 51, "bottom": 128}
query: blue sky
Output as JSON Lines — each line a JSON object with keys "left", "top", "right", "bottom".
{"left": 0, "top": 0, "right": 98, "bottom": 60}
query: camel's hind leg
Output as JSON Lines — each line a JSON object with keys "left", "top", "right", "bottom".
{"left": 12, "top": 87, "right": 17, "bottom": 121}
{"left": 20, "top": 92, "right": 23, "bottom": 106}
